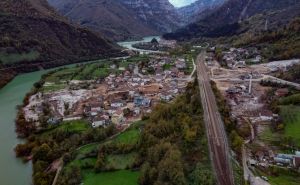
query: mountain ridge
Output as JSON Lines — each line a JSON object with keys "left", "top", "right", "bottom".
{"left": 164, "top": 0, "right": 300, "bottom": 40}
{"left": 178, "top": 0, "right": 225, "bottom": 24}
{"left": 0, "top": 0, "right": 122, "bottom": 88}
{"left": 48, "top": 0, "right": 182, "bottom": 41}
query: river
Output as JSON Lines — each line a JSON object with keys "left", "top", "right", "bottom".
{"left": 117, "top": 36, "right": 161, "bottom": 54}
{"left": 0, "top": 36, "right": 159, "bottom": 185}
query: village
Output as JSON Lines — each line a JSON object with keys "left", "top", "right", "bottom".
{"left": 21, "top": 42, "right": 300, "bottom": 183}
{"left": 205, "top": 46, "right": 300, "bottom": 180}
{"left": 23, "top": 53, "right": 194, "bottom": 131}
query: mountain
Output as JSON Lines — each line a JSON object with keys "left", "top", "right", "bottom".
{"left": 235, "top": 17, "right": 300, "bottom": 61}
{"left": 164, "top": 0, "right": 300, "bottom": 40}
{"left": 178, "top": 0, "right": 225, "bottom": 24}
{"left": 117, "top": 0, "right": 182, "bottom": 33}
{"left": 0, "top": 0, "right": 121, "bottom": 88}
{"left": 47, "top": 0, "right": 182, "bottom": 41}
{"left": 47, "top": 0, "right": 158, "bottom": 41}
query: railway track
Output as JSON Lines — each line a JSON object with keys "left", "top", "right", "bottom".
{"left": 196, "top": 51, "right": 234, "bottom": 185}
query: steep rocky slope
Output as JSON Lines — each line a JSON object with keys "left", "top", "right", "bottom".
{"left": 48, "top": 0, "right": 158, "bottom": 41}
{"left": 164, "top": 0, "right": 300, "bottom": 40}
{"left": 48, "top": 0, "right": 182, "bottom": 41}
{"left": 0, "top": 0, "right": 121, "bottom": 88}
{"left": 117, "top": 0, "right": 182, "bottom": 33}
{"left": 178, "top": 0, "right": 225, "bottom": 24}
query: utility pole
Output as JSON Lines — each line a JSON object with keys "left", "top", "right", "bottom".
{"left": 264, "top": 18, "right": 268, "bottom": 31}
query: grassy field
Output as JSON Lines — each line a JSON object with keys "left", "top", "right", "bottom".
{"left": 82, "top": 170, "right": 139, "bottom": 185}
{"left": 279, "top": 93, "right": 300, "bottom": 105}
{"left": 41, "top": 67, "right": 81, "bottom": 92}
{"left": 269, "top": 175, "right": 300, "bottom": 185}
{"left": 259, "top": 126, "right": 281, "bottom": 143}
{"left": 41, "top": 120, "right": 90, "bottom": 138}
{"left": 255, "top": 168, "right": 300, "bottom": 185}
{"left": 106, "top": 152, "right": 137, "bottom": 170}
{"left": 106, "top": 121, "right": 143, "bottom": 145}
{"left": 58, "top": 120, "right": 90, "bottom": 132}
{"left": 41, "top": 60, "right": 122, "bottom": 92}
{"left": 41, "top": 83, "right": 67, "bottom": 92}
{"left": 280, "top": 105, "right": 300, "bottom": 146}
{"left": 76, "top": 143, "right": 100, "bottom": 156}
{"left": 62, "top": 121, "right": 143, "bottom": 184}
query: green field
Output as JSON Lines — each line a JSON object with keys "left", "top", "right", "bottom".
{"left": 40, "top": 60, "right": 121, "bottom": 92}
{"left": 76, "top": 143, "right": 100, "bottom": 157}
{"left": 269, "top": 174, "right": 300, "bottom": 185}
{"left": 83, "top": 170, "right": 139, "bottom": 185}
{"left": 106, "top": 152, "right": 137, "bottom": 169}
{"left": 62, "top": 121, "right": 143, "bottom": 184}
{"left": 41, "top": 120, "right": 90, "bottom": 138}
{"left": 279, "top": 93, "right": 300, "bottom": 105}
{"left": 106, "top": 121, "right": 143, "bottom": 145}
{"left": 259, "top": 126, "right": 281, "bottom": 143}
{"left": 58, "top": 120, "right": 90, "bottom": 132}
{"left": 41, "top": 83, "right": 67, "bottom": 92}
{"left": 280, "top": 105, "right": 300, "bottom": 145}
{"left": 255, "top": 168, "right": 300, "bottom": 185}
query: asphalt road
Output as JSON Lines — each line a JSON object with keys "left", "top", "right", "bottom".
{"left": 196, "top": 51, "right": 234, "bottom": 185}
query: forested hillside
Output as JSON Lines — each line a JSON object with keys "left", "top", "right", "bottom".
{"left": 165, "top": 0, "right": 300, "bottom": 40}
{"left": 235, "top": 17, "right": 300, "bottom": 60}
{"left": 0, "top": 0, "right": 121, "bottom": 89}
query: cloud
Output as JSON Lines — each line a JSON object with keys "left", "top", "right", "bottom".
{"left": 169, "top": 0, "right": 197, "bottom": 7}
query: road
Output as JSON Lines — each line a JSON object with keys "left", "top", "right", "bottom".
{"left": 242, "top": 145, "right": 271, "bottom": 185}
{"left": 212, "top": 74, "right": 300, "bottom": 90}
{"left": 196, "top": 51, "right": 234, "bottom": 185}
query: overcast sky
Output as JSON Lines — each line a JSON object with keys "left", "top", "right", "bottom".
{"left": 169, "top": 0, "right": 197, "bottom": 7}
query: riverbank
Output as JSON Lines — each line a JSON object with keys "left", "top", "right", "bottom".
{"left": 0, "top": 70, "right": 49, "bottom": 185}
{"left": 0, "top": 36, "right": 161, "bottom": 185}
{"left": 0, "top": 53, "right": 126, "bottom": 90}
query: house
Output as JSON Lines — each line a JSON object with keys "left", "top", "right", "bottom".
{"left": 110, "top": 101, "right": 125, "bottom": 108}
{"left": 276, "top": 154, "right": 294, "bottom": 160}
{"left": 255, "top": 151, "right": 265, "bottom": 161}
{"left": 160, "top": 94, "right": 173, "bottom": 102}
{"left": 111, "top": 110, "right": 125, "bottom": 124}
{"left": 178, "top": 72, "right": 185, "bottom": 78}
{"left": 139, "top": 84, "right": 160, "bottom": 94}
{"left": 274, "top": 157, "right": 291, "bottom": 165}
{"left": 235, "top": 61, "right": 246, "bottom": 68}
{"left": 92, "top": 116, "right": 110, "bottom": 128}
{"left": 47, "top": 117, "right": 62, "bottom": 125}
{"left": 250, "top": 55, "right": 262, "bottom": 63}
{"left": 110, "top": 64, "right": 117, "bottom": 69}
{"left": 293, "top": 157, "right": 300, "bottom": 168}
{"left": 175, "top": 59, "right": 186, "bottom": 69}
{"left": 259, "top": 109, "right": 274, "bottom": 121}
{"left": 275, "top": 88, "right": 289, "bottom": 97}
{"left": 134, "top": 96, "right": 151, "bottom": 107}
{"left": 248, "top": 159, "right": 258, "bottom": 166}
{"left": 133, "top": 107, "right": 141, "bottom": 115}
{"left": 226, "top": 87, "right": 241, "bottom": 94}
{"left": 90, "top": 102, "right": 103, "bottom": 112}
